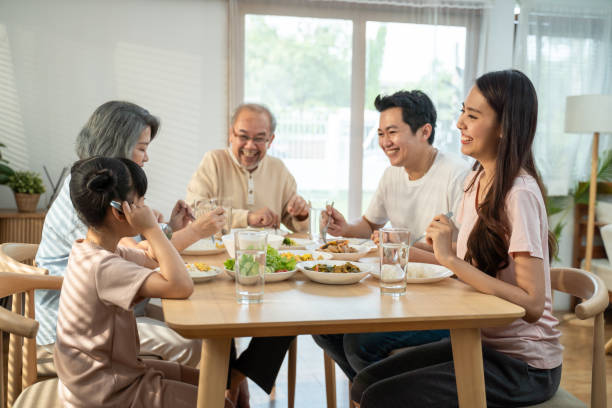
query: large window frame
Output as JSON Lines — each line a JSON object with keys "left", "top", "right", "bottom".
{"left": 231, "top": 1, "right": 484, "bottom": 219}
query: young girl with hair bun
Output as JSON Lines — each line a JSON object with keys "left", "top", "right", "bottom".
{"left": 54, "top": 156, "right": 228, "bottom": 407}
{"left": 350, "top": 70, "right": 563, "bottom": 407}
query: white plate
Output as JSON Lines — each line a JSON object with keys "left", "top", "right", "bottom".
{"left": 153, "top": 264, "right": 221, "bottom": 283}
{"left": 278, "top": 249, "right": 333, "bottom": 261}
{"left": 280, "top": 237, "right": 315, "bottom": 250}
{"left": 181, "top": 239, "right": 226, "bottom": 256}
{"left": 222, "top": 233, "right": 284, "bottom": 258}
{"left": 297, "top": 260, "right": 372, "bottom": 285}
{"left": 224, "top": 267, "right": 297, "bottom": 282}
{"left": 405, "top": 263, "right": 453, "bottom": 283}
{"left": 317, "top": 244, "right": 372, "bottom": 261}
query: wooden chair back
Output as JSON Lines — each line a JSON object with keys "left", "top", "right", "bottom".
{"left": 0, "top": 244, "right": 48, "bottom": 408}
{"left": 551, "top": 267, "right": 608, "bottom": 408}
{"left": 0, "top": 272, "right": 62, "bottom": 408}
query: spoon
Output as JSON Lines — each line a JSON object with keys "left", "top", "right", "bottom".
{"left": 411, "top": 211, "right": 453, "bottom": 246}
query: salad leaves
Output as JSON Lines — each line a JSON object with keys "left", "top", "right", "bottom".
{"left": 224, "top": 245, "right": 297, "bottom": 273}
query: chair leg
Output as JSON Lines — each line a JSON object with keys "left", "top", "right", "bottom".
{"left": 323, "top": 352, "right": 336, "bottom": 408}
{"left": 349, "top": 381, "right": 357, "bottom": 408}
{"left": 288, "top": 338, "right": 297, "bottom": 408}
{"left": 605, "top": 336, "right": 612, "bottom": 355}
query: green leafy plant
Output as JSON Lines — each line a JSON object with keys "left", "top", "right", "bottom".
{"left": 7, "top": 171, "right": 46, "bottom": 194}
{"left": 0, "top": 142, "right": 15, "bottom": 184}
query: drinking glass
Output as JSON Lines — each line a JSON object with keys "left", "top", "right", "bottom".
{"left": 309, "top": 206, "right": 325, "bottom": 243}
{"left": 234, "top": 230, "right": 267, "bottom": 304}
{"left": 379, "top": 228, "right": 410, "bottom": 296}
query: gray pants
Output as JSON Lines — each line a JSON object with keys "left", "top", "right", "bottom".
{"left": 352, "top": 338, "right": 561, "bottom": 408}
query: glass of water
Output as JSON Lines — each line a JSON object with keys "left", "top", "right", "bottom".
{"left": 195, "top": 197, "right": 233, "bottom": 238}
{"left": 235, "top": 230, "right": 267, "bottom": 304}
{"left": 379, "top": 228, "right": 410, "bottom": 296}
{"left": 309, "top": 206, "right": 325, "bottom": 243}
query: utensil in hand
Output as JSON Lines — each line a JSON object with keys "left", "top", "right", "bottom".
{"left": 411, "top": 211, "right": 453, "bottom": 246}
{"left": 321, "top": 201, "right": 334, "bottom": 244}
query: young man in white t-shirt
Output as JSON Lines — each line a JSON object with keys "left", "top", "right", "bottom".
{"left": 314, "top": 90, "right": 470, "bottom": 380}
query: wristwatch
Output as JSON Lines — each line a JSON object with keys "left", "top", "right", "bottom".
{"left": 161, "top": 223, "right": 173, "bottom": 240}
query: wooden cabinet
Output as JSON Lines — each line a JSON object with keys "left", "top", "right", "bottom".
{"left": 0, "top": 210, "right": 46, "bottom": 244}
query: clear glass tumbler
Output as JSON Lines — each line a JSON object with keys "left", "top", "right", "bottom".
{"left": 379, "top": 228, "right": 410, "bottom": 296}
{"left": 234, "top": 230, "right": 267, "bottom": 304}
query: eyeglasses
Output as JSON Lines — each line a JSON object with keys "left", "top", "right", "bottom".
{"left": 232, "top": 128, "right": 269, "bottom": 146}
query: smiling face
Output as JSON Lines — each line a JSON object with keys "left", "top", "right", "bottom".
{"left": 130, "top": 126, "right": 151, "bottom": 167}
{"left": 457, "top": 86, "right": 501, "bottom": 165}
{"left": 377, "top": 107, "right": 432, "bottom": 170}
{"left": 229, "top": 109, "right": 274, "bottom": 170}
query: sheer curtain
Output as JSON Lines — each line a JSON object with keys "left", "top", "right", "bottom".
{"left": 229, "top": 0, "right": 491, "bottom": 218}
{"left": 514, "top": 0, "right": 612, "bottom": 196}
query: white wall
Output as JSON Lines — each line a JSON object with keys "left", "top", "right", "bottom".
{"left": 0, "top": 0, "right": 228, "bottom": 215}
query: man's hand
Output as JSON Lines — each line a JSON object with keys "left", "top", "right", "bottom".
{"left": 287, "top": 194, "right": 309, "bottom": 219}
{"left": 248, "top": 207, "right": 280, "bottom": 228}
{"left": 323, "top": 205, "right": 349, "bottom": 237}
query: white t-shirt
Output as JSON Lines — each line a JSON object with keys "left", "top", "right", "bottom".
{"left": 364, "top": 151, "right": 469, "bottom": 242}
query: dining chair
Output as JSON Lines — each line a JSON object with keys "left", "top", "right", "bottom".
{"left": 325, "top": 267, "right": 609, "bottom": 408}
{"left": 0, "top": 271, "right": 63, "bottom": 408}
{"left": 528, "top": 267, "right": 608, "bottom": 408}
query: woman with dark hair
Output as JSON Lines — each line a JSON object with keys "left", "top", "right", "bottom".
{"left": 36, "top": 101, "right": 224, "bottom": 370}
{"left": 350, "top": 70, "right": 562, "bottom": 407}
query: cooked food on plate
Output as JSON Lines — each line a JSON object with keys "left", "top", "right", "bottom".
{"left": 319, "top": 240, "right": 358, "bottom": 253}
{"left": 224, "top": 246, "right": 297, "bottom": 274}
{"left": 281, "top": 252, "right": 325, "bottom": 262}
{"left": 185, "top": 262, "right": 212, "bottom": 272}
{"left": 305, "top": 262, "right": 361, "bottom": 273}
{"left": 282, "top": 237, "right": 297, "bottom": 246}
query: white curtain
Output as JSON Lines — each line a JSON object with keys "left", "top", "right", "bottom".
{"left": 514, "top": 0, "right": 612, "bottom": 196}
{"left": 229, "top": 0, "right": 491, "bottom": 218}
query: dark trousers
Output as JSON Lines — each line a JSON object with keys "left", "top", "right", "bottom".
{"left": 229, "top": 336, "right": 295, "bottom": 394}
{"left": 352, "top": 338, "right": 561, "bottom": 408}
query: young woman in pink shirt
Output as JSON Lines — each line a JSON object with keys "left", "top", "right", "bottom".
{"left": 351, "top": 69, "right": 563, "bottom": 407}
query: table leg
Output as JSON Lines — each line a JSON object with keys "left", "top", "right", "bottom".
{"left": 197, "top": 337, "right": 231, "bottom": 408}
{"left": 450, "top": 328, "right": 486, "bottom": 408}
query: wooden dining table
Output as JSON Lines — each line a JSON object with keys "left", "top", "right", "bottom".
{"left": 162, "top": 248, "right": 525, "bottom": 408}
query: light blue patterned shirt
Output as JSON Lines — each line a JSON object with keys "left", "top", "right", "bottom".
{"left": 35, "top": 176, "right": 87, "bottom": 345}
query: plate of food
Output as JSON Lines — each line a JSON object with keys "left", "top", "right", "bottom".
{"left": 296, "top": 260, "right": 372, "bottom": 284}
{"left": 280, "top": 237, "right": 315, "bottom": 250}
{"left": 223, "top": 246, "right": 298, "bottom": 282}
{"left": 222, "top": 234, "right": 284, "bottom": 258}
{"left": 318, "top": 240, "right": 372, "bottom": 261}
{"left": 153, "top": 263, "right": 221, "bottom": 283}
{"left": 405, "top": 263, "right": 453, "bottom": 283}
{"left": 181, "top": 239, "right": 226, "bottom": 256}
{"left": 279, "top": 250, "right": 333, "bottom": 262}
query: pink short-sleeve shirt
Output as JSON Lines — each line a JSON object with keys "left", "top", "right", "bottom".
{"left": 456, "top": 171, "right": 563, "bottom": 369}
{"left": 54, "top": 240, "right": 169, "bottom": 408}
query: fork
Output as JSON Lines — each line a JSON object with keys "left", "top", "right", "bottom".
{"left": 321, "top": 201, "right": 334, "bottom": 244}
{"left": 411, "top": 211, "right": 453, "bottom": 246}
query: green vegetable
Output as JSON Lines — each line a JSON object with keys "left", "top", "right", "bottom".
{"left": 224, "top": 245, "right": 297, "bottom": 273}
{"left": 282, "top": 237, "right": 296, "bottom": 246}
{"left": 237, "top": 253, "right": 260, "bottom": 277}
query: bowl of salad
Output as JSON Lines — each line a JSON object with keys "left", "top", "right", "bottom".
{"left": 224, "top": 246, "right": 298, "bottom": 282}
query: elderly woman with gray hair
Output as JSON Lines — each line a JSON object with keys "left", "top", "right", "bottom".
{"left": 35, "top": 101, "right": 223, "bottom": 371}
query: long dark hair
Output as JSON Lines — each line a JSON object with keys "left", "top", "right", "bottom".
{"left": 70, "top": 156, "right": 148, "bottom": 228}
{"left": 464, "top": 69, "right": 557, "bottom": 277}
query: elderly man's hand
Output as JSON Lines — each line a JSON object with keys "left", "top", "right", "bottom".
{"left": 287, "top": 194, "right": 309, "bottom": 219}
{"left": 248, "top": 207, "right": 280, "bottom": 228}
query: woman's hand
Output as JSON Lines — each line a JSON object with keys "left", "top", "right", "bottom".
{"left": 122, "top": 198, "right": 158, "bottom": 236}
{"left": 191, "top": 207, "right": 226, "bottom": 238}
{"left": 168, "top": 200, "right": 195, "bottom": 231}
{"left": 425, "top": 214, "right": 456, "bottom": 267}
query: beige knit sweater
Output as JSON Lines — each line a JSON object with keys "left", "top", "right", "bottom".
{"left": 185, "top": 149, "right": 309, "bottom": 232}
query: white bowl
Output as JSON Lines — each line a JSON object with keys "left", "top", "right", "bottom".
{"left": 222, "top": 233, "right": 284, "bottom": 258}
{"left": 224, "top": 267, "right": 297, "bottom": 282}
{"left": 405, "top": 263, "right": 453, "bottom": 283}
{"left": 297, "top": 260, "right": 372, "bottom": 285}
{"left": 316, "top": 244, "right": 372, "bottom": 261}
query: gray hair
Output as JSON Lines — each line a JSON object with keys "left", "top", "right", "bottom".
{"left": 230, "top": 103, "right": 277, "bottom": 134}
{"left": 75, "top": 101, "right": 160, "bottom": 160}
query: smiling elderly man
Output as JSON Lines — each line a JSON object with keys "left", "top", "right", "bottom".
{"left": 186, "top": 103, "right": 309, "bottom": 232}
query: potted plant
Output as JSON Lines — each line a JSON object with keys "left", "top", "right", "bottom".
{"left": 7, "top": 171, "right": 46, "bottom": 212}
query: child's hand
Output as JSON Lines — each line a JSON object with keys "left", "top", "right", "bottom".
{"left": 425, "top": 214, "right": 456, "bottom": 266}
{"left": 122, "top": 198, "right": 158, "bottom": 234}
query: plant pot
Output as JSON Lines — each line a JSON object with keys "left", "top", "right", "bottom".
{"left": 14, "top": 193, "right": 40, "bottom": 212}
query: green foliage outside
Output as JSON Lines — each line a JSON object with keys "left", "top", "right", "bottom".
{"left": 0, "top": 143, "right": 15, "bottom": 184}
{"left": 7, "top": 171, "right": 46, "bottom": 194}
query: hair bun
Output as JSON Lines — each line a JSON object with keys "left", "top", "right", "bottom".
{"left": 86, "top": 169, "right": 117, "bottom": 193}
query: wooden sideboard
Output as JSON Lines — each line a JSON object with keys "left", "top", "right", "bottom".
{"left": 0, "top": 210, "right": 46, "bottom": 244}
